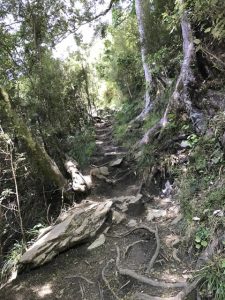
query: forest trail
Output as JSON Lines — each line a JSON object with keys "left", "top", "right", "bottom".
{"left": 0, "top": 113, "right": 194, "bottom": 300}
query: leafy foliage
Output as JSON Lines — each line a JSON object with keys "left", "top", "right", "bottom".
{"left": 198, "top": 256, "right": 225, "bottom": 300}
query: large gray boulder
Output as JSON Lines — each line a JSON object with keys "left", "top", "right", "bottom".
{"left": 19, "top": 200, "right": 112, "bottom": 269}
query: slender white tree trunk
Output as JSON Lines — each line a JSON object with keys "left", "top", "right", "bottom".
{"left": 138, "top": 0, "right": 205, "bottom": 146}
{"left": 179, "top": 0, "right": 205, "bottom": 132}
{"left": 135, "top": 0, "right": 153, "bottom": 120}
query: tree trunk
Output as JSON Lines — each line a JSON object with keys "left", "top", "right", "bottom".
{"left": 0, "top": 88, "right": 67, "bottom": 188}
{"left": 177, "top": 0, "right": 206, "bottom": 133}
{"left": 138, "top": 0, "right": 206, "bottom": 146}
{"left": 135, "top": 0, "right": 153, "bottom": 120}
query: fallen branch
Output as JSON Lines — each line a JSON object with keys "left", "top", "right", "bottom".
{"left": 65, "top": 160, "right": 90, "bottom": 192}
{"left": 119, "top": 280, "right": 131, "bottom": 291}
{"left": 116, "top": 246, "right": 187, "bottom": 289}
{"left": 102, "top": 259, "right": 120, "bottom": 300}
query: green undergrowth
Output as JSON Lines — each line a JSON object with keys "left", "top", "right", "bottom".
{"left": 67, "top": 124, "right": 96, "bottom": 167}
{"left": 198, "top": 256, "right": 225, "bottom": 300}
{"left": 113, "top": 87, "right": 172, "bottom": 148}
{"left": 113, "top": 99, "right": 142, "bottom": 146}
{"left": 137, "top": 111, "right": 225, "bottom": 299}
{"left": 1, "top": 222, "right": 47, "bottom": 283}
{"left": 1, "top": 242, "right": 24, "bottom": 282}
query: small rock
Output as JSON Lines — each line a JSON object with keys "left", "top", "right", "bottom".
{"left": 182, "top": 274, "right": 192, "bottom": 279}
{"left": 127, "top": 219, "right": 137, "bottom": 227}
{"left": 192, "top": 216, "right": 200, "bottom": 221}
{"left": 134, "top": 150, "right": 143, "bottom": 160}
{"left": 103, "top": 226, "right": 110, "bottom": 234}
{"left": 172, "top": 237, "right": 181, "bottom": 247}
{"left": 213, "top": 210, "right": 224, "bottom": 217}
{"left": 88, "top": 234, "right": 106, "bottom": 250}
{"left": 162, "top": 180, "right": 173, "bottom": 197}
{"left": 112, "top": 194, "right": 143, "bottom": 213}
{"left": 112, "top": 210, "right": 126, "bottom": 224}
{"left": 171, "top": 214, "right": 183, "bottom": 225}
{"left": 146, "top": 208, "right": 167, "bottom": 221}
{"left": 109, "top": 158, "right": 123, "bottom": 167}
{"left": 180, "top": 140, "right": 191, "bottom": 148}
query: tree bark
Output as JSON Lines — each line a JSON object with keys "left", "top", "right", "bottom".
{"left": 176, "top": 0, "right": 206, "bottom": 133}
{"left": 138, "top": 0, "right": 206, "bottom": 146}
{"left": 0, "top": 88, "right": 67, "bottom": 188}
{"left": 135, "top": 0, "right": 153, "bottom": 120}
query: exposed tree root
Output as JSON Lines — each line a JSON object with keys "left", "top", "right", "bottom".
{"left": 102, "top": 259, "right": 120, "bottom": 300}
{"left": 109, "top": 224, "right": 160, "bottom": 274}
{"left": 146, "top": 226, "right": 160, "bottom": 273}
{"left": 133, "top": 277, "right": 202, "bottom": 300}
{"left": 65, "top": 275, "right": 94, "bottom": 285}
{"left": 172, "top": 249, "right": 181, "bottom": 263}
{"left": 132, "top": 232, "right": 224, "bottom": 299}
{"left": 79, "top": 281, "right": 85, "bottom": 300}
{"left": 114, "top": 170, "right": 134, "bottom": 183}
{"left": 124, "top": 240, "right": 148, "bottom": 258}
{"left": 138, "top": 121, "right": 162, "bottom": 146}
{"left": 116, "top": 246, "right": 187, "bottom": 289}
{"left": 98, "top": 281, "right": 104, "bottom": 300}
{"left": 135, "top": 0, "right": 206, "bottom": 148}
{"left": 109, "top": 225, "right": 156, "bottom": 239}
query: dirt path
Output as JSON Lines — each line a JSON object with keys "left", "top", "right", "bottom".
{"left": 0, "top": 114, "right": 194, "bottom": 300}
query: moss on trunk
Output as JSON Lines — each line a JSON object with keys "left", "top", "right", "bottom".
{"left": 0, "top": 88, "right": 67, "bottom": 188}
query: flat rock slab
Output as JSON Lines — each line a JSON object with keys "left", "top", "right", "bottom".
{"left": 146, "top": 208, "right": 167, "bottom": 221}
{"left": 111, "top": 194, "right": 143, "bottom": 213}
{"left": 19, "top": 200, "right": 112, "bottom": 269}
{"left": 109, "top": 158, "right": 123, "bottom": 167}
{"left": 87, "top": 234, "right": 106, "bottom": 250}
{"left": 112, "top": 210, "right": 126, "bottom": 224}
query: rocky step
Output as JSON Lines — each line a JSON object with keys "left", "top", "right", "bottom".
{"left": 92, "top": 151, "right": 126, "bottom": 160}
{"left": 91, "top": 156, "right": 119, "bottom": 165}
{"left": 95, "top": 133, "right": 113, "bottom": 141}
{"left": 95, "top": 120, "right": 112, "bottom": 128}
{"left": 104, "top": 151, "right": 127, "bottom": 157}
{"left": 95, "top": 126, "right": 112, "bottom": 133}
{"left": 96, "top": 145, "right": 126, "bottom": 153}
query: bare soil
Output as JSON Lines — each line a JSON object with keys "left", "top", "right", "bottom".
{"left": 0, "top": 114, "right": 195, "bottom": 300}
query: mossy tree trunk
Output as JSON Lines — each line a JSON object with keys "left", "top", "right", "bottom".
{"left": 0, "top": 88, "right": 67, "bottom": 189}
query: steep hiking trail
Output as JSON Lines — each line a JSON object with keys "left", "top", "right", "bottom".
{"left": 0, "top": 112, "right": 197, "bottom": 300}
